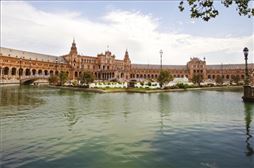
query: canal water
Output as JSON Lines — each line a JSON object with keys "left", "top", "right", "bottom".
{"left": 0, "top": 86, "right": 253, "bottom": 168}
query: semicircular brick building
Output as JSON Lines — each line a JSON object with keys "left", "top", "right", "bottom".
{"left": 0, "top": 40, "right": 251, "bottom": 84}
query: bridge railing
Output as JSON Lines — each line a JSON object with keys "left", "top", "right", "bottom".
{"left": 20, "top": 75, "right": 50, "bottom": 80}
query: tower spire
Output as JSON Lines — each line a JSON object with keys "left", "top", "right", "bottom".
{"left": 70, "top": 38, "right": 77, "bottom": 55}
{"left": 124, "top": 49, "right": 130, "bottom": 61}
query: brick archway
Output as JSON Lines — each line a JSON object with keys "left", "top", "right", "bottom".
{"left": 11, "top": 67, "right": 17, "bottom": 76}
{"left": 32, "top": 69, "right": 36, "bottom": 76}
{"left": 3, "top": 67, "right": 9, "bottom": 75}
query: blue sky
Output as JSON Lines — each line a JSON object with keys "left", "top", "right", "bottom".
{"left": 28, "top": 1, "right": 253, "bottom": 37}
{"left": 1, "top": 1, "right": 253, "bottom": 64}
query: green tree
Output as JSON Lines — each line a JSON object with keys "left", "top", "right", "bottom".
{"left": 157, "top": 70, "right": 173, "bottom": 87}
{"left": 80, "top": 71, "right": 94, "bottom": 86}
{"left": 48, "top": 75, "right": 59, "bottom": 85}
{"left": 192, "top": 74, "right": 203, "bottom": 86}
{"left": 59, "top": 71, "right": 68, "bottom": 86}
{"left": 215, "top": 75, "right": 223, "bottom": 85}
{"left": 179, "top": 0, "right": 254, "bottom": 21}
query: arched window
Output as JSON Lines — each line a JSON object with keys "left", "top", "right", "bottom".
{"left": 44, "top": 70, "right": 48, "bottom": 76}
{"left": 38, "top": 70, "right": 43, "bottom": 75}
{"left": 25, "top": 69, "right": 30, "bottom": 76}
{"left": 4, "top": 67, "right": 9, "bottom": 75}
{"left": 19, "top": 68, "right": 23, "bottom": 76}
{"left": 11, "top": 67, "right": 16, "bottom": 75}
{"left": 32, "top": 69, "right": 36, "bottom": 76}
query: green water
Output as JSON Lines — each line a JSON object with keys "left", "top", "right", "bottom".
{"left": 0, "top": 86, "right": 253, "bottom": 168}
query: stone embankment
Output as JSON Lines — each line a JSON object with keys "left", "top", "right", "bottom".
{"left": 48, "top": 85, "right": 243, "bottom": 93}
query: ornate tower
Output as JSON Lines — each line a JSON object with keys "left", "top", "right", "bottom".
{"left": 123, "top": 49, "right": 131, "bottom": 79}
{"left": 68, "top": 39, "right": 79, "bottom": 79}
{"left": 70, "top": 39, "right": 78, "bottom": 56}
{"left": 69, "top": 39, "right": 78, "bottom": 68}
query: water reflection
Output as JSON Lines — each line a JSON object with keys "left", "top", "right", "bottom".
{"left": 244, "top": 103, "right": 254, "bottom": 156}
{"left": 0, "top": 86, "right": 44, "bottom": 116}
{"left": 64, "top": 94, "right": 79, "bottom": 129}
{"left": 1, "top": 86, "right": 43, "bottom": 104}
{"left": 1, "top": 87, "right": 253, "bottom": 168}
{"left": 158, "top": 93, "right": 171, "bottom": 132}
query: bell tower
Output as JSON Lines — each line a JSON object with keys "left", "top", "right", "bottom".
{"left": 67, "top": 39, "right": 79, "bottom": 80}
{"left": 69, "top": 39, "right": 78, "bottom": 68}
{"left": 123, "top": 49, "right": 131, "bottom": 79}
{"left": 70, "top": 38, "right": 77, "bottom": 56}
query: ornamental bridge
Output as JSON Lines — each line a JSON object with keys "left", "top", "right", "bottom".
{"left": 20, "top": 76, "right": 49, "bottom": 85}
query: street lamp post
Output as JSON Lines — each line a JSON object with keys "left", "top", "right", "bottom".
{"left": 243, "top": 47, "right": 249, "bottom": 85}
{"left": 29, "top": 58, "right": 32, "bottom": 77}
{"left": 0, "top": 57, "right": 2, "bottom": 84}
{"left": 160, "top": 49, "right": 163, "bottom": 71}
{"left": 221, "top": 63, "right": 224, "bottom": 83}
{"left": 60, "top": 61, "right": 63, "bottom": 72}
{"left": 55, "top": 58, "right": 58, "bottom": 75}
{"left": 19, "top": 57, "right": 22, "bottom": 85}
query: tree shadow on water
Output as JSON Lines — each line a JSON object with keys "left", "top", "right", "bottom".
{"left": 244, "top": 102, "right": 254, "bottom": 156}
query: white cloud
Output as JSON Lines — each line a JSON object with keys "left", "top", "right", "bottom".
{"left": 1, "top": 1, "right": 253, "bottom": 65}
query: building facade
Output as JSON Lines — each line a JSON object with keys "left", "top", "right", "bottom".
{"left": 0, "top": 40, "right": 252, "bottom": 83}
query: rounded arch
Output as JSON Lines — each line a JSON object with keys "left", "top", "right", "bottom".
{"left": 25, "top": 69, "right": 30, "bottom": 76}
{"left": 19, "top": 68, "right": 23, "bottom": 76}
{"left": 49, "top": 70, "right": 54, "bottom": 76}
{"left": 44, "top": 70, "right": 48, "bottom": 76}
{"left": 38, "top": 69, "right": 43, "bottom": 75}
{"left": 3, "top": 67, "right": 9, "bottom": 75}
{"left": 11, "top": 67, "right": 17, "bottom": 76}
{"left": 55, "top": 71, "right": 59, "bottom": 76}
{"left": 32, "top": 69, "right": 36, "bottom": 76}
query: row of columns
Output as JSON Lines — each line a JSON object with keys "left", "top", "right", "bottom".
{"left": 130, "top": 74, "right": 158, "bottom": 79}
{"left": 0, "top": 67, "right": 62, "bottom": 79}
{"left": 207, "top": 74, "right": 245, "bottom": 80}
{"left": 96, "top": 72, "right": 115, "bottom": 80}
